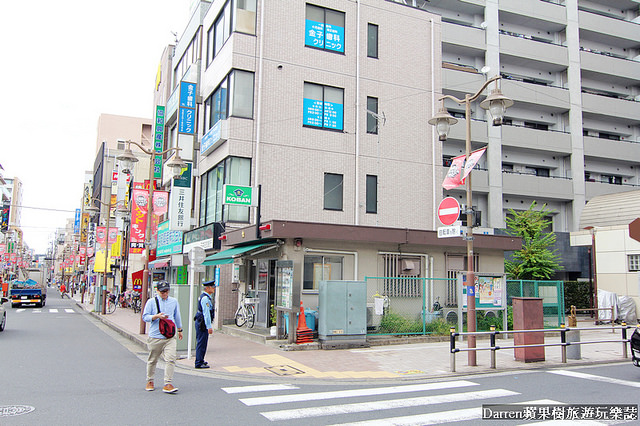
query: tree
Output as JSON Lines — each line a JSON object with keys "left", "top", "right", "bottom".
{"left": 504, "top": 201, "right": 563, "bottom": 280}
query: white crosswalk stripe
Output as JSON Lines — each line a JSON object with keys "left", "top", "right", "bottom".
{"left": 259, "top": 388, "right": 519, "bottom": 421}
{"left": 222, "top": 384, "right": 299, "bottom": 394}
{"left": 50, "top": 309, "right": 59, "bottom": 313}
{"left": 65, "top": 309, "right": 75, "bottom": 313}
{"left": 11, "top": 308, "right": 76, "bottom": 315}
{"left": 549, "top": 370, "right": 640, "bottom": 389}
{"left": 240, "top": 380, "right": 478, "bottom": 406}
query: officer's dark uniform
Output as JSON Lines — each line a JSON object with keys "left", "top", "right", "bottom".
{"left": 195, "top": 280, "right": 215, "bottom": 368}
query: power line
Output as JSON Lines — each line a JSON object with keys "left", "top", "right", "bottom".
{"left": 4, "top": 203, "right": 77, "bottom": 213}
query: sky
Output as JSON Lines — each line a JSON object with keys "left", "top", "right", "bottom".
{"left": 1, "top": 0, "right": 192, "bottom": 255}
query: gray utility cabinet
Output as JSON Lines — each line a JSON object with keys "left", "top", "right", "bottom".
{"left": 318, "top": 280, "right": 366, "bottom": 343}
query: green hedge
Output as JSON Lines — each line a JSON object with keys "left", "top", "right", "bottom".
{"left": 563, "top": 281, "right": 592, "bottom": 312}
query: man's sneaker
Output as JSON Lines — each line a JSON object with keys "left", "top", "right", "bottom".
{"left": 162, "top": 384, "right": 178, "bottom": 394}
{"left": 145, "top": 381, "right": 154, "bottom": 391}
{"left": 195, "top": 364, "right": 210, "bottom": 369}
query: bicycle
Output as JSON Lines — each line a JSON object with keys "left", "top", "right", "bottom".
{"left": 130, "top": 291, "right": 141, "bottom": 313}
{"left": 234, "top": 292, "right": 256, "bottom": 328}
{"left": 106, "top": 292, "right": 117, "bottom": 314}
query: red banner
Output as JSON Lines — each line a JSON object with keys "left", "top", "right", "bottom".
{"left": 442, "top": 154, "right": 466, "bottom": 190}
{"left": 132, "top": 270, "right": 144, "bottom": 291}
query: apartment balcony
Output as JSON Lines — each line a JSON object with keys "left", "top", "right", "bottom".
{"left": 442, "top": 68, "right": 485, "bottom": 99}
{"left": 583, "top": 136, "right": 640, "bottom": 162}
{"left": 443, "top": 116, "right": 488, "bottom": 145}
{"left": 582, "top": 92, "right": 640, "bottom": 122}
{"left": 586, "top": 181, "right": 640, "bottom": 199}
{"left": 499, "top": 0, "right": 566, "bottom": 27}
{"left": 442, "top": 21, "right": 485, "bottom": 54}
{"left": 501, "top": 79, "right": 570, "bottom": 111}
{"left": 499, "top": 33, "right": 568, "bottom": 71}
{"left": 502, "top": 172, "right": 573, "bottom": 200}
{"left": 502, "top": 125, "right": 571, "bottom": 154}
{"left": 580, "top": 50, "right": 640, "bottom": 84}
{"left": 579, "top": 10, "right": 640, "bottom": 45}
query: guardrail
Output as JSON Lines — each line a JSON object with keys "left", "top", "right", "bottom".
{"left": 569, "top": 306, "right": 616, "bottom": 332}
{"left": 449, "top": 324, "right": 634, "bottom": 372}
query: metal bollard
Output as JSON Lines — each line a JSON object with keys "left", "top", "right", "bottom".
{"left": 450, "top": 327, "right": 456, "bottom": 373}
{"left": 621, "top": 322, "right": 628, "bottom": 359}
{"left": 560, "top": 323, "right": 567, "bottom": 364}
{"left": 490, "top": 325, "right": 496, "bottom": 369}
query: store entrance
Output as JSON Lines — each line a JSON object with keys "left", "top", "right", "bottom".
{"left": 255, "top": 259, "right": 276, "bottom": 327}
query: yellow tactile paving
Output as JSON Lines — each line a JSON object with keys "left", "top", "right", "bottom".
{"left": 221, "top": 353, "right": 399, "bottom": 378}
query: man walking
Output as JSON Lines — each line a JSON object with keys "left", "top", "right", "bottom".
{"left": 194, "top": 279, "right": 215, "bottom": 369}
{"left": 142, "top": 281, "right": 183, "bottom": 393}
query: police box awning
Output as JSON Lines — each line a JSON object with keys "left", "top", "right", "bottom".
{"left": 202, "top": 243, "right": 276, "bottom": 266}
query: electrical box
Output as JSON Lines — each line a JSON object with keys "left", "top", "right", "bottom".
{"left": 318, "top": 280, "right": 367, "bottom": 345}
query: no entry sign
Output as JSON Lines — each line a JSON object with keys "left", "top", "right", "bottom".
{"left": 438, "top": 197, "right": 460, "bottom": 226}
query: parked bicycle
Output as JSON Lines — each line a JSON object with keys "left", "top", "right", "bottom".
{"left": 106, "top": 292, "right": 117, "bottom": 314}
{"left": 130, "top": 291, "right": 141, "bottom": 313}
{"left": 234, "top": 291, "right": 257, "bottom": 328}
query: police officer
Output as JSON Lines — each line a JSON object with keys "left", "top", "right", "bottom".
{"left": 194, "top": 279, "right": 215, "bottom": 368}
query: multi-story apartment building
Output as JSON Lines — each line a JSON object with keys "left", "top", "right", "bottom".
{"left": 153, "top": 0, "right": 520, "bottom": 329}
{"left": 393, "top": 0, "right": 640, "bottom": 279}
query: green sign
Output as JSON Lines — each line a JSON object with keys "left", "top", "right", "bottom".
{"left": 176, "top": 265, "right": 188, "bottom": 284}
{"left": 223, "top": 185, "right": 255, "bottom": 206}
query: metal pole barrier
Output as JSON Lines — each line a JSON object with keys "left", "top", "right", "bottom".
{"left": 450, "top": 327, "right": 456, "bottom": 372}
{"left": 560, "top": 323, "right": 567, "bottom": 364}
{"left": 611, "top": 307, "right": 615, "bottom": 333}
{"left": 621, "top": 322, "right": 628, "bottom": 359}
{"left": 490, "top": 325, "right": 496, "bottom": 369}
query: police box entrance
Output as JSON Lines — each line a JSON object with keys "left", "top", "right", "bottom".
{"left": 254, "top": 259, "right": 277, "bottom": 328}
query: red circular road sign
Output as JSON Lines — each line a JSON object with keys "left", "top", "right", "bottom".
{"left": 438, "top": 197, "right": 460, "bottom": 226}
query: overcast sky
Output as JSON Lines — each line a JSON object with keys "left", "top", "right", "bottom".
{"left": 1, "top": 0, "right": 192, "bottom": 254}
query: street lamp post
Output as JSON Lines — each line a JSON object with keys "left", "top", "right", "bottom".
{"left": 429, "top": 75, "right": 512, "bottom": 366}
{"left": 117, "top": 141, "right": 187, "bottom": 334}
{"left": 86, "top": 198, "right": 127, "bottom": 314}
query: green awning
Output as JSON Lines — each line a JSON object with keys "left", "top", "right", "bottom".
{"left": 202, "top": 243, "right": 272, "bottom": 266}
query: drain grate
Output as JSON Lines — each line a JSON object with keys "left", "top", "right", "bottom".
{"left": 265, "top": 365, "right": 305, "bottom": 376}
{"left": 0, "top": 405, "right": 35, "bottom": 418}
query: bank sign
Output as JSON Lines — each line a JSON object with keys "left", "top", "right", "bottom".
{"left": 223, "top": 185, "right": 256, "bottom": 206}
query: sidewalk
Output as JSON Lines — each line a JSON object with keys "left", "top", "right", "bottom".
{"left": 73, "top": 293, "right": 633, "bottom": 382}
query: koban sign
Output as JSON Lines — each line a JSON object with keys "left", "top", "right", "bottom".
{"left": 223, "top": 185, "right": 257, "bottom": 206}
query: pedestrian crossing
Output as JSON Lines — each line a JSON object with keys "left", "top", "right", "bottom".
{"left": 14, "top": 308, "right": 76, "bottom": 314}
{"left": 222, "top": 376, "right": 628, "bottom": 425}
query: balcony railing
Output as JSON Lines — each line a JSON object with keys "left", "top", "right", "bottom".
{"left": 499, "top": 29, "right": 563, "bottom": 47}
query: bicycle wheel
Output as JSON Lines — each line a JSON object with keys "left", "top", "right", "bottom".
{"left": 107, "top": 299, "right": 116, "bottom": 314}
{"left": 234, "top": 306, "right": 246, "bottom": 327}
{"left": 247, "top": 305, "right": 256, "bottom": 329}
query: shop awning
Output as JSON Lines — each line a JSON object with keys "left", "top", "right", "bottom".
{"left": 149, "top": 258, "right": 170, "bottom": 269}
{"left": 202, "top": 243, "right": 276, "bottom": 266}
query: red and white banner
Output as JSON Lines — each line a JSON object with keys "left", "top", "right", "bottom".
{"left": 461, "top": 147, "right": 487, "bottom": 182}
{"left": 442, "top": 154, "right": 465, "bottom": 190}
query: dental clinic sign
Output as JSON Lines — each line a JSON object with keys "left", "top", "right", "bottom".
{"left": 223, "top": 185, "right": 257, "bottom": 207}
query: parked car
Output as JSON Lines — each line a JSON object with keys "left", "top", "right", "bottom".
{"left": 0, "top": 296, "right": 8, "bottom": 332}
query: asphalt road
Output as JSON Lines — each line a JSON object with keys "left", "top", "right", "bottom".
{"left": 1, "top": 291, "right": 638, "bottom": 425}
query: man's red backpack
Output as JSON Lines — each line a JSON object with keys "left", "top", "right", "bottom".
{"left": 155, "top": 297, "right": 176, "bottom": 338}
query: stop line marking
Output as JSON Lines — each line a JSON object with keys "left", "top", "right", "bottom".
{"left": 549, "top": 369, "right": 640, "bottom": 388}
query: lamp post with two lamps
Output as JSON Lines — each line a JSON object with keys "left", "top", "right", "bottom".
{"left": 117, "top": 141, "right": 187, "bottom": 334}
{"left": 429, "top": 75, "right": 513, "bottom": 366}
{"left": 86, "top": 198, "right": 128, "bottom": 314}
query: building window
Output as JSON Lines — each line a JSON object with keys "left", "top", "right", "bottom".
{"left": 305, "top": 4, "right": 345, "bottom": 53}
{"left": 234, "top": 0, "right": 257, "bottom": 34}
{"left": 367, "top": 23, "right": 378, "bottom": 58}
{"left": 381, "top": 253, "right": 422, "bottom": 297}
{"left": 204, "top": 70, "right": 254, "bottom": 131}
{"left": 366, "top": 175, "right": 377, "bottom": 214}
{"left": 601, "top": 174, "right": 622, "bottom": 185}
{"left": 207, "top": 1, "right": 256, "bottom": 67}
{"left": 629, "top": 255, "right": 640, "bottom": 272}
{"left": 366, "top": 97, "right": 378, "bottom": 134}
{"left": 303, "top": 255, "right": 343, "bottom": 290}
{"left": 324, "top": 173, "right": 343, "bottom": 211}
{"left": 199, "top": 157, "right": 251, "bottom": 225}
{"left": 303, "top": 82, "right": 344, "bottom": 130}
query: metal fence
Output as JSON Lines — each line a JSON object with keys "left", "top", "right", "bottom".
{"left": 365, "top": 277, "right": 566, "bottom": 335}
{"left": 506, "top": 280, "right": 565, "bottom": 327}
{"left": 365, "top": 277, "right": 457, "bottom": 336}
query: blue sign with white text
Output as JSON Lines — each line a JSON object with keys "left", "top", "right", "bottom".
{"left": 323, "top": 101, "right": 343, "bottom": 130}
{"left": 303, "top": 98, "right": 343, "bottom": 130}
{"left": 305, "top": 20, "right": 344, "bottom": 53}
{"left": 180, "top": 82, "right": 196, "bottom": 108}
{"left": 74, "top": 208, "right": 81, "bottom": 234}
{"left": 179, "top": 108, "right": 195, "bottom": 134}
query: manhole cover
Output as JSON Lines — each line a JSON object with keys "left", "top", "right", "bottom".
{"left": 265, "top": 365, "right": 305, "bottom": 376}
{"left": 0, "top": 405, "right": 35, "bottom": 417}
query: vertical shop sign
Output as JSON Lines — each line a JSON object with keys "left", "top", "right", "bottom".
{"left": 130, "top": 188, "right": 149, "bottom": 254}
{"left": 169, "top": 163, "right": 192, "bottom": 231}
{"left": 178, "top": 82, "right": 196, "bottom": 135}
{"left": 153, "top": 105, "right": 165, "bottom": 179}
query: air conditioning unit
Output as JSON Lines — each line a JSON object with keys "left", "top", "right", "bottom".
{"left": 444, "top": 308, "right": 459, "bottom": 324}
